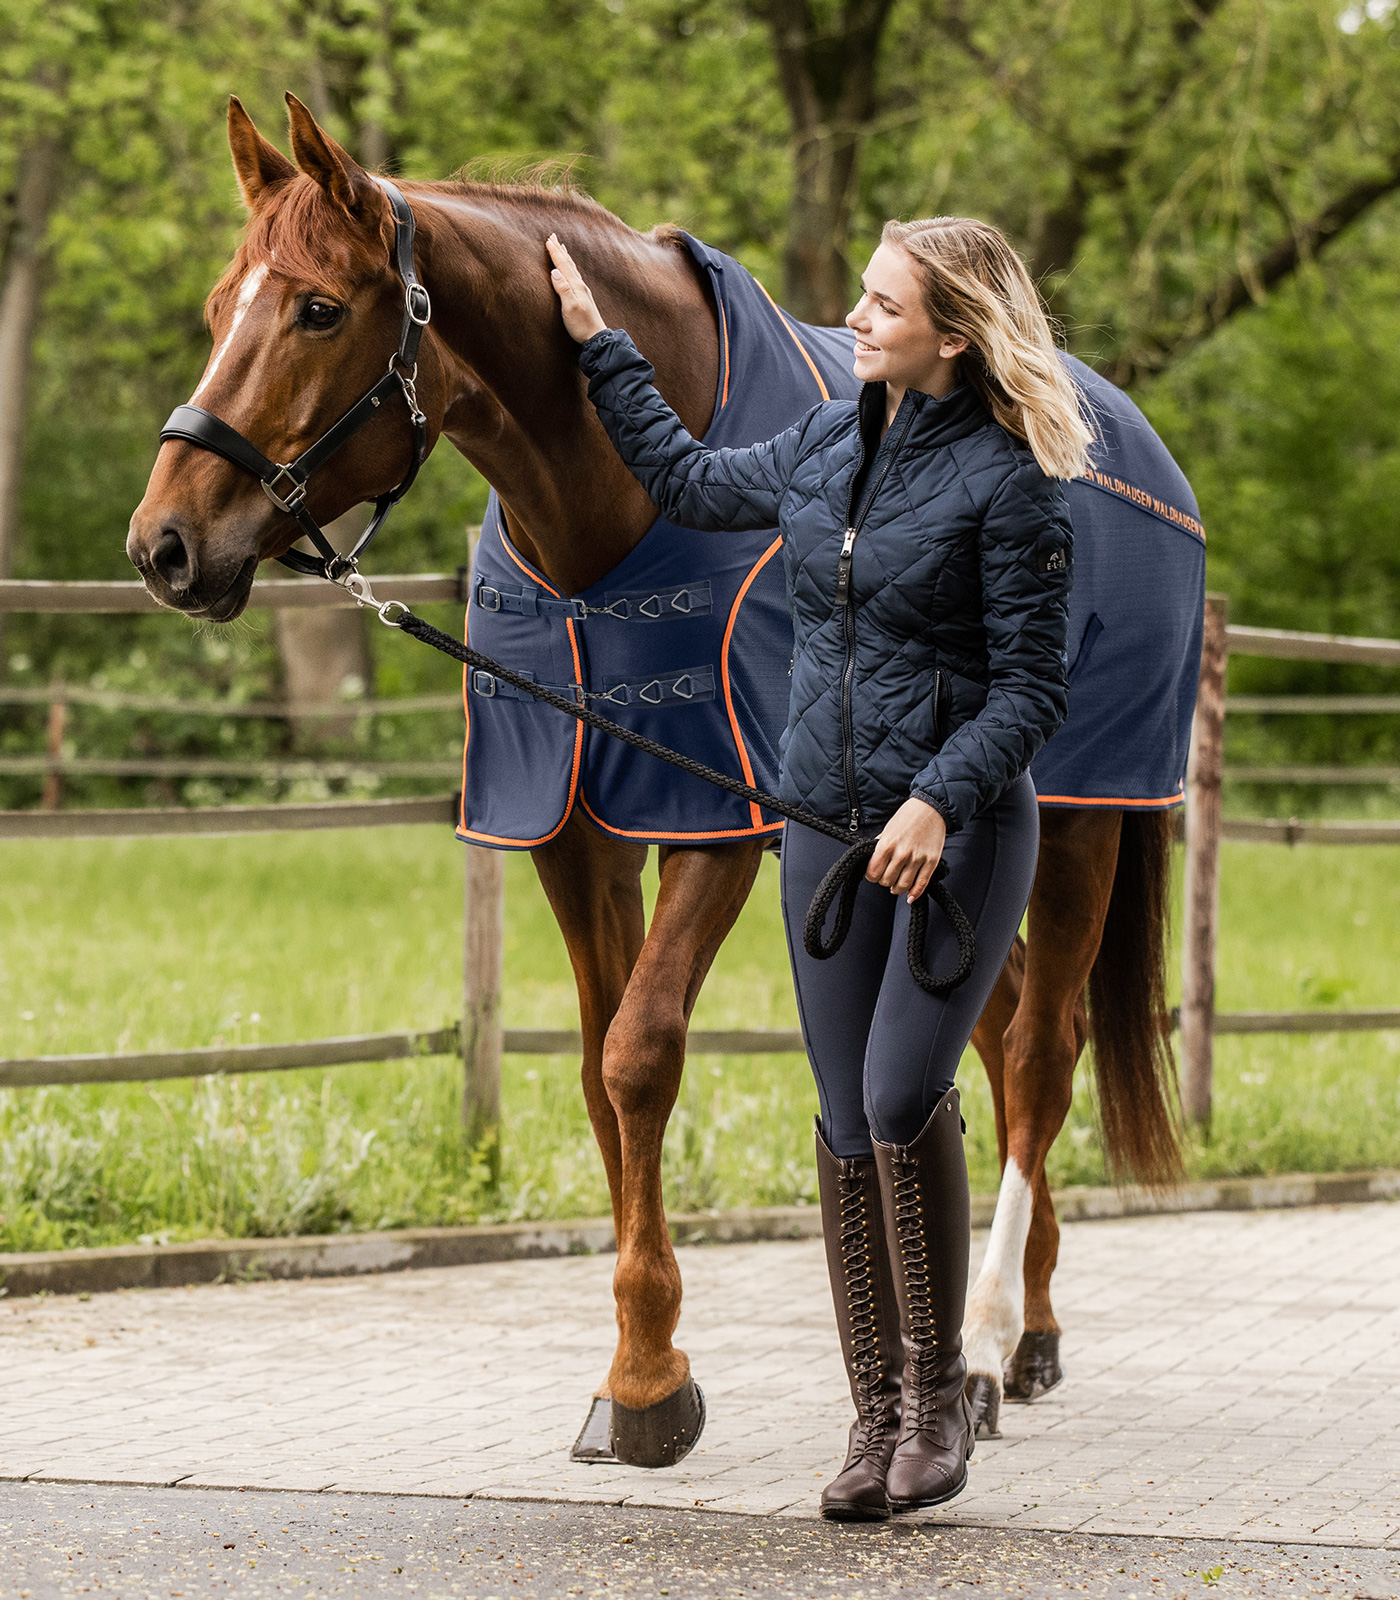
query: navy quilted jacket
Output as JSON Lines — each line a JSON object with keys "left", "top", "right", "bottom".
{"left": 578, "top": 328, "right": 1073, "bottom": 835}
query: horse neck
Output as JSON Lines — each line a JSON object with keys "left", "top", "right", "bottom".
{"left": 407, "top": 186, "right": 719, "bottom": 594}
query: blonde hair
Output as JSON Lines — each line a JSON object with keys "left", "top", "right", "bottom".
{"left": 881, "top": 217, "right": 1093, "bottom": 480}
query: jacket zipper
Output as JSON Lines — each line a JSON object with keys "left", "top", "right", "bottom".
{"left": 836, "top": 401, "right": 917, "bottom": 833}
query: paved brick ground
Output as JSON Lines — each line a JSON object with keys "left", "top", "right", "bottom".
{"left": 0, "top": 1204, "right": 1395, "bottom": 1547}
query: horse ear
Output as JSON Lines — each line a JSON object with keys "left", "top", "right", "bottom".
{"left": 284, "top": 93, "right": 377, "bottom": 218}
{"left": 228, "top": 96, "right": 297, "bottom": 210}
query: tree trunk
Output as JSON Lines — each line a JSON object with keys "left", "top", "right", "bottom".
{"left": 273, "top": 510, "right": 373, "bottom": 745}
{"left": 761, "top": 0, "right": 895, "bottom": 325}
{"left": 0, "top": 134, "right": 64, "bottom": 657}
{"left": 270, "top": 21, "right": 394, "bottom": 719}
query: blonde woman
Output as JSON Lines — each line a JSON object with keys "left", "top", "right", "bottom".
{"left": 548, "top": 217, "right": 1087, "bottom": 1519}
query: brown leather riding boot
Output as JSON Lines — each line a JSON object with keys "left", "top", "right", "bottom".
{"left": 873, "top": 1086, "right": 976, "bottom": 1512}
{"left": 815, "top": 1120, "right": 903, "bottom": 1521}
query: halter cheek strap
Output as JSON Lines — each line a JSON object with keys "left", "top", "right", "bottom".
{"left": 158, "top": 180, "right": 431, "bottom": 581}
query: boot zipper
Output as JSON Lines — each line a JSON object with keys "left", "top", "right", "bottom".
{"left": 837, "top": 401, "right": 918, "bottom": 833}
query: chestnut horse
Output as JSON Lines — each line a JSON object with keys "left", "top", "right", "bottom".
{"left": 129, "top": 94, "right": 1184, "bottom": 1465}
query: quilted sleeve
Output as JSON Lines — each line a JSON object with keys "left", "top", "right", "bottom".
{"left": 578, "top": 327, "right": 821, "bottom": 532}
{"left": 910, "top": 460, "right": 1073, "bottom": 833}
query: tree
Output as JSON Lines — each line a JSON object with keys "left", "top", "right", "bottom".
{"left": 751, "top": 0, "right": 894, "bottom": 323}
{"left": 749, "top": 0, "right": 1400, "bottom": 385}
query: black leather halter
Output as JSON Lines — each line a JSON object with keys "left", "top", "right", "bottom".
{"left": 158, "top": 180, "right": 431, "bottom": 580}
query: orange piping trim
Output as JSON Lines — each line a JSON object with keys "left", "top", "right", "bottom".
{"left": 579, "top": 791, "right": 782, "bottom": 842}
{"left": 1037, "top": 791, "right": 1185, "bottom": 807}
{"left": 717, "top": 299, "right": 730, "bottom": 410}
{"left": 456, "top": 520, "right": 585, "bottom": 848}
{"left": 718, "top": 535, "right": 785, "bottom": 828}
{"left": 755, "top": 281, "right": 831, "bottom": 401}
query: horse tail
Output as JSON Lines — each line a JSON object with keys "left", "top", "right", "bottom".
{"left": 1086, "top": 809, "right": 1186, "bottom": 1187}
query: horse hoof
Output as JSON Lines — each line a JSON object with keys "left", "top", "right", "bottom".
{"left": 570, "top": 1395, "right": 616, "bottom": 1463}
{"left": 1003, "top": 1329, "right": 1063, "bottom": 1402}
{"left": 965, "top": 1373, "right": 1002, "bottom": 1439}
{"left": 610, "top": 1376, "right": 706, "bottom": 1469}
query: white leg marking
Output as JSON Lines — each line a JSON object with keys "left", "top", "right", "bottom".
{"left": 189, "top": 263, "right": 268, "bottom": 403}
{"left": 962, "top": 1157, "right": 1034, "bottom": 1384}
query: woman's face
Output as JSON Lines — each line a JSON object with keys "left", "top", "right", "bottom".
{"left": 846, "top": 242, "right": 967, "bottom": 395}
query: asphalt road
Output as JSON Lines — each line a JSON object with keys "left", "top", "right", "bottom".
{"left": 1, "top": 1484, "right": 1395, "bottom": 1600}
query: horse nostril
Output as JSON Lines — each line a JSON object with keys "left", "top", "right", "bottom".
{"left": 151, "top": 526, "right": 192, "bottom": 588}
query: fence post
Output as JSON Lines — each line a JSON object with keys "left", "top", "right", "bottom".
{"left": 41, "top": 691, "right": 66, "bottom": 811}
{"left": 461, "top": 840, "right": 504, "bottom": 1145}
{"left": 1180, "top": 592, "right": 1229, "bottom": 1129}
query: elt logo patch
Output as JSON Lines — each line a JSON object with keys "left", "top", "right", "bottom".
{"left": 1038, "top": 547, "right": 1067, "bottom": 574}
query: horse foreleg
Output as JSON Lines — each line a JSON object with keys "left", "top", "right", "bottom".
{"left": 962, "top": 808, "right": 1121, "bottom": 1439}
{"left": 602, "top": 838, "right": 764, "bottom": 1467}
{"left": 531, "top": 815, "right": 648, "bottom": 1458}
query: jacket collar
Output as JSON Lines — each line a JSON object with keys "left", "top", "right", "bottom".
{"left": 857, "top": 380, "right": 988, "bottom": 448}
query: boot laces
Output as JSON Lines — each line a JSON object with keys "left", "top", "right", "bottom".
{"left": 837, "top": 1166, "right": 895, "bottom": 1456}
{"left": 891, "top": 1153, "right": 940, "bottom": 1430}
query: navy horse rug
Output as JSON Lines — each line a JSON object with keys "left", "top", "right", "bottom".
{"left": 458, "top": 233, "right": 857, "bottom": 847}
{"left": 1038, "top": 358, "right": 1206, "bottom": 811}
{"left": 457, "top": 239, "right": 1205, "bottom": 851}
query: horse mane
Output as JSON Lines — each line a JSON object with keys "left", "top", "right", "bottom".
{"left": 206, "top": 166, "right": 657, "bottom": 328}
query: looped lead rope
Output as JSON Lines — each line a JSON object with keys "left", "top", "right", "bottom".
{"left": 347, "top": 594, "right": 978, "bottom": 998}
{"left": 801, "top": 837, "right": 978, "bottom": 998}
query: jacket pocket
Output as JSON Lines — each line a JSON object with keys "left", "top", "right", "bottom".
{"left": 932, "top": 670, "right": 950, "bottom": 748}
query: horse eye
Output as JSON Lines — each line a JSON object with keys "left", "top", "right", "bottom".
{"left": 298, "top": 298, "right": 343, "bottom": 331}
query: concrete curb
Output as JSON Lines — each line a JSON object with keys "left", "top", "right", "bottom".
{"left": 0, "top": 1168, "right": 1394, "bottom": 1300}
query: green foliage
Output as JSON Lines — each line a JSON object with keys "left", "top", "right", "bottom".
{"left": 1140, "top": 204, "right": 1400, "bottom": 783}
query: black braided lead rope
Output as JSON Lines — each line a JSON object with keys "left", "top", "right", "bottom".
{"left": 394, "top": 609, "right": 977, "bottom": 996}
{"left": 801, "top": 837, "right": 977, "bottom": 998}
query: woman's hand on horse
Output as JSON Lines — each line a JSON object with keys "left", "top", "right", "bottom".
{"left": 547, "top": 235, "right": 608, "bottom": 344}
{"left": 866, "top": 797, "right": 948, "bottom": 902}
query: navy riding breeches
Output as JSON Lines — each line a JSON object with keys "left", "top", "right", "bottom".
{"left": 779, "top": 773, "right": 1041, "bottom": 1159}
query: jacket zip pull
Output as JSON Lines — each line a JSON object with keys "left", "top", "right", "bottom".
{"left": 833, "top": 526, "right": 858, "bottom": 606}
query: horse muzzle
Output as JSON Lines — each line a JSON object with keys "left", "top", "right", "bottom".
{"left": 126, "top": 511, "right": 259, "bottom": 621}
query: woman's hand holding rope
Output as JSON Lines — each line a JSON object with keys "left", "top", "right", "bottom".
{"left": 867, "top": 796, "right": 948, "bottom": 902}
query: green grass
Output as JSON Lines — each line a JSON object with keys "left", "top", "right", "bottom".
{"left": 0, "top": 831, "right": 1395, "bottom": 1251}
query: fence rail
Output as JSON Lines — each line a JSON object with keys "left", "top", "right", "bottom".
{"left": 0, "top": 795, "right": 458, "bottom": 839}
{"left": 0, "top": 757, "right": 460, "bottom": 781}
{"left": 1224, "top": 623, "right": 1400, "bottom": 666}
{"left": 1225, "top": 766, "right": 1400, "bottom": 785}
{"left": 5, "top": 1012, "right": 1397, "bottom": 1092}
{"left": 1219, "top": 817, "right": 1400, "bottom": 846}
{"left": 0, "top": 685, "right": 461, "bottom": 717}
{"left": 1229, "top": 695, "right": 1400, "bottom": 714}
{"left": 0, "top": 571, "right": 469, "bottom": 613}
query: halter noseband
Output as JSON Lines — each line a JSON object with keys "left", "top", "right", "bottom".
{"left": 159, "top": 179, "right": 431, "bottom": 581}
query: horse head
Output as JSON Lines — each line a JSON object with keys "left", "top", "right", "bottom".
{"left": 128, "top": 94, "right": 448, "bottom": 620}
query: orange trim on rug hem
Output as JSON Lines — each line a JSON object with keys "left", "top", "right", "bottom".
{"left": 579, "top": 792, "right": 782, "bottom": 842}
{"left": 1037, "top": 791, "right": 1185, "bottom": 807}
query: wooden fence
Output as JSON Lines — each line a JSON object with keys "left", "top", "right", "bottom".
{"left": 1, "top": 577, "right": 1397, "bottom": 1127}
{"left": 1178, "top": 595, "right": 1400, "bottom": 1125}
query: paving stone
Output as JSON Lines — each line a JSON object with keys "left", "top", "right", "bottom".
{"left": 0, "top": 1203, "right": 1394, "bottom": 1545}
